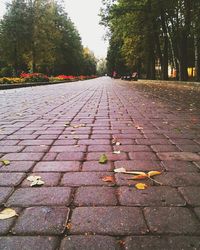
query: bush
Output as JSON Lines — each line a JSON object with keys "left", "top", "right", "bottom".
{"left": 0, "top": 77, "right": 24, "bottom": 84}
{"left": 20, "top": 73, "right": 49, "bottom": 82}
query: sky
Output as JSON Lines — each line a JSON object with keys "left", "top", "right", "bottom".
{"left": 0, "top": 0, "right": 108, "bottom": 58}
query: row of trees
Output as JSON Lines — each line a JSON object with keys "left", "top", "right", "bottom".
{"left": 0, "top": 0, "right": 97, "bottom": 76}
{"left": 100, "top": 0, "right": 200, "bottom": 81}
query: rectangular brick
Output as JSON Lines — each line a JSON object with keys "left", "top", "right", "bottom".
{"left": 56, "top": 152, "right": 84, "bottom": 161}
{"left": 33, "top": 161, "right": 80, "bottom": 172}
{"left": 0, "top": 161, "right": 35, "bottom": 172}
{"left": 6, "top": 187, "right": 72, "bottom": 207}
{"left": 50, "top": 145, "right": 86, "bottom": 152}
{"left": 1, "top": 153, "right": 44, "bottom": 161}
{"left": 0, "top": 146, "right": 24, "bottom": 153}
{"left": 0, "top": 173, "right": 25, "bottom": 186}
{"left": 70, "top": 207, "right": 148, "bottom": 235}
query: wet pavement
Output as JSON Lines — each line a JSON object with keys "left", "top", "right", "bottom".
{"left": 0, "top": 77, "right": 200, "bottom": 249}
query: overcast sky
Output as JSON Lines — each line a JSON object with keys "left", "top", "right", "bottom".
{"left": 0, "top": 0, "right": 108, "bottom": 58}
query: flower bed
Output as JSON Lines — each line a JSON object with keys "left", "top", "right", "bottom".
{"left": 0, "top": 73, "right": 97, "bottom": 85}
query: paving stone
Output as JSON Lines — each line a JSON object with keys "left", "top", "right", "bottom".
{"left": 50, "top": 145, "right": 86, "bottom": 152}
{"left": 53, "top": 140, "right": 76, "bottom": 145}
{"left": 74, "top": 187, "right": 118, "bottom": 206}
{"left": 1, "top": 153, "right": 44, "bottom": 161}
{"left": 6, "top": 187, "right": 72, "bottom": 207}
{"left": 60, "top": 235, "right": 120, "bottom": 250}
{"left": 13, "top": 207, "right": 69, "bottom": 235}
{"left": 0, "top": 187, "right": 13, "bottom": 205}
{"left": 0, "top": 161, "right": 35, "bottom": 172}
{"left": 114, "top": 160, "right": 163, "bottom": 171}
{"left": 42, "top": 153, "right": 57, "bottom": 161}
{"left": 157, "top": 152, "right": 200, "bottom": 161}
{"left": 23, "top": 146, "right": 49, "bottom": 153}
{"left": 70, "top": 207, "right": 148, "bottom": 235}
{"left": 6, "top": 135, "right": 38, "bottom": 140}
{"left": 155, "top": 172, "right": 200, "bottom": 187}
{"left": 0, "top": 236, "right": 59, "bottom": 250}
{"left": 124, "top": 236, "right": 200, "bottom": 250}
{"left": 0, "top": 173, "right": 25, "bottom": 186}
{"left": 78, "top": 139, "right": 110, "bottom": 145}
{"left": 161, "top": 160, "right": 199, "bottom": 172}
{"left": 33, "top": 161, "right": 80, "bottom": 172}
{"left": 82, "top": 161, "right": 113, "bottom": 171}
{"left": 151, "top": 145, "right": 179, "bottom": 152}
{"left": 113, "top": 145, "right": 151, "bottom": 152}
{"left": 88, "top": 145, "right": 112, "bottom": 152}
{"left": 56, "top": 152, "right": 84, "bottom": 161}
{"left": 21, "top": 173, "right": 61, "bottom": 187}
{"left": 0, "top": 146, "right": 24, "bottom": 153}
{"left": 19, "top": 140, "right": 54, "bottom": 146}
{"left": 0, "top": 140, "right": 19, "bottom": 146}
{"left": 61, "top": 172, "right": 115, "bottom": 186}
{"left": 118, "top": 186, "right": 185, "bottom": 206}
{"left": 86, "top": 152, "right": 128, "bottom": 161}
{"left": 136, "top": 139, "right": 172, "bottom": 145}
{"left": 129, "top": 152, "right": 158, "bottom": 160}
{"left": 177, "top": 144, "right": 200, "bottom": 152}
{"left": 179, "top": 187, "right": 200, "bottom": 206}
{"left": 144, "top": 207, "right": 200, "bottom": 234}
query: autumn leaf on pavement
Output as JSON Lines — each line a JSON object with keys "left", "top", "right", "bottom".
{"left": 0, "top": 160, "right": 10, "bottom": 166}
{"left": 102, "top": 176, "right": 115, "bottom": 183}
{"left": 99, "top": 154, "right": 108, "bottom": 164}
{"left": 130, "top": 174, "right": 148, "bottom": 180}
{"left": 125, "top": 171, "right": 147, "bottom": 176}
{"left": 27, "top": 176, "right": 45, "bottom": 187}
{"left": 114, "top": 167, "right": 126, "bottom": 173}
{"left": 113, "top": 150, "right": 121, "bottom": 154}
{"left": 0, "top": 208, "right": 18, "bottom": 220}
{"left": 147, "top": 171, "right": 161, "bottom": 177}
{"left": 135, "top": 183, "right": 148, "bottom": 190}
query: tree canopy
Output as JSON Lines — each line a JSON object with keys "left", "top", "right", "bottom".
{"left": 100, "top": 0, "right": 200, "bottom": 81}
{"left": 0, "top": 0, "right": 97, "bottom": 76}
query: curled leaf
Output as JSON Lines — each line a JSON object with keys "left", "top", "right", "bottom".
{"left": 0, "top": 208, "right": 18, "bottom": 220}
{"left": 125, "top": 171, "right": 147, "bottom": 176}
{"left": 99, "top": 154, "right": 108, "bottom": 164}
{"left": 148, "top": 171, "right": 161, "bottom": 177}
{"left": 102, "top": 176, "right": 115, "bottom": 183}
{"left": 135, "top": 183, "right": 148, "bottom": 190}
{"left": 131, "top": 174, "right": 148, "bottom": 180}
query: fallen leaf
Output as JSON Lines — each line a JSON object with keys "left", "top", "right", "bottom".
{"left": 113, "top": 150, "right": 121, "bottom": 154}
{"left": 116, "top": 142, "right": 121, "bottom": 146}
{"left": 102, "top": 176, "right": 114, "bottom": 182}
{"left": 99, "top": 154, "right": 108, "bottom": 164}
{"left": 131, "top": 174, "right": 148, "bottom": 180}
{"left": 0, "top": 208, "right": 18, "bottom": 220}
{"left": 148, "top": 171, "right": 161, "bottom": 177}
{"left": 66, "top": 223, "right": 72, "bottom": 230}
{"left": 135, "top": 183, "right": 148, "bottom": 190}
{"left": 114, "top": 167, "right": 126, "bottom": 173}
{"left": 125, "top": 171, "right": 147, "bottom": 176}
{"left": 27, "top": 176, "right": 45, "bottom": 187}
{"left": 72, "top": 124, "right": 86, "bottom": 128}
{"left": 1, "top": 160, "right": 10, "bottom": 166}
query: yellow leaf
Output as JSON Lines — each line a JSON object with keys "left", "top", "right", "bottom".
{"left": 125, "top": 171, "right": 146, "bottom": 176}
{"left": 1, "top": 160, "right": 10, "bottom": 166}
{"left": 0, "top": 208, "right": 18, "bottom": 220}
{"left": 148, "top": 171, "right": 162, "bottom": 177}
{"left": 135, "top": 183, "right": 148, "bottom": 190}
{"left": 99, "top": 154, "right": 108, "bottom": 164}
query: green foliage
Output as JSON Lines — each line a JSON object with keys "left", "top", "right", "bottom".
{"left": 0, "top": 0, "right": 97, "bottom": 76}
{"left": 100, "top": 0, "right": 200, "bottom": 81}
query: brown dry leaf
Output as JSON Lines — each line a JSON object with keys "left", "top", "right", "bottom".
{"left": 66, "top": 223, "right": 72, "bottom": 230}
{"left": 131, "top": 174, "right": 148, "bottom": 180}
{"left": 135, "top": 183, "right": 148, "bottom": 190}
{"left": 102, "top": 176, "right": 115, "bottom": 183}
{"left": 0, "top": 208, "right": 18, "bottom": 220}
{"left": 148, "top": 171, "right": 162, "bottom": 177}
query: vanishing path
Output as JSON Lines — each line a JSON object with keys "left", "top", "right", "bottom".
{"left": 0, "top": 77, "right": 200, "bottom": 249}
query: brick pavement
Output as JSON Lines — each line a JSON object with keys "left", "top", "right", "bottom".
{"left": 0, "top": 77, "right": 200, "bottom": 249}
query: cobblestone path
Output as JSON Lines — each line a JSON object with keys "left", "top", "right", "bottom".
{"left": 0, "top": 77, "right": 200, "bottom": 249}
